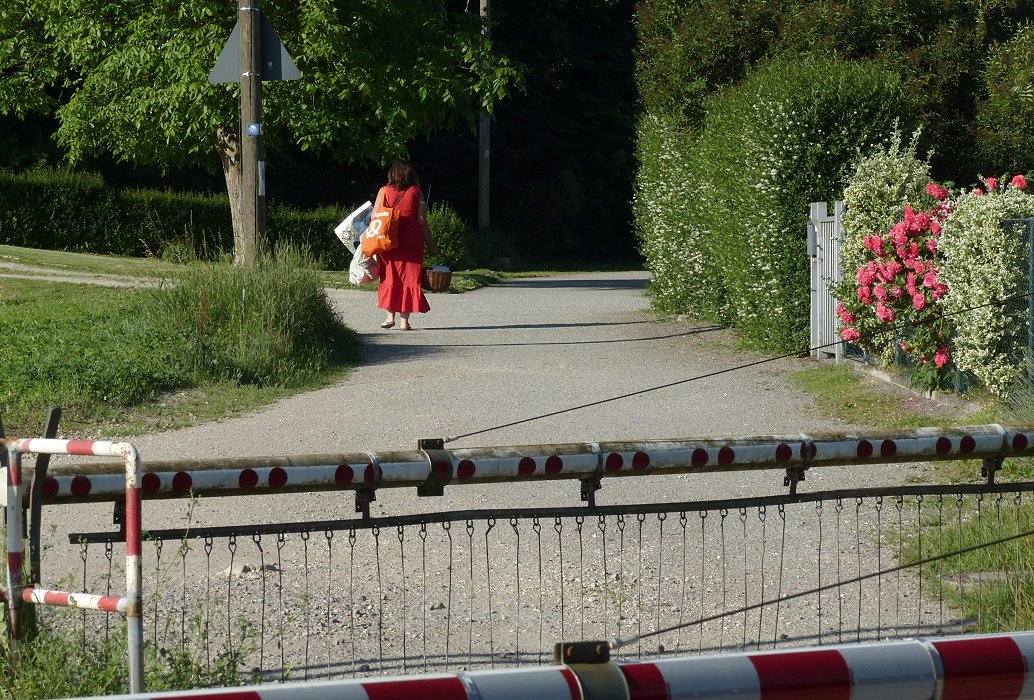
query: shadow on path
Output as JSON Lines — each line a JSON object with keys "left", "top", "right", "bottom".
{"left": 428, "top": 326, "right": 723, "bottom": 348}
{"left": 420, "top": 319, "right": 658, "bottom": 332}
{"left": 492, "top": 276, "right": 648, "bottom": 291}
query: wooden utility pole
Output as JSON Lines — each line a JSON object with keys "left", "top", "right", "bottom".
{"left": 239, "top": 0, "right": 265, "bottom": 265}
{"left": 478, "top": 0, "right": 491, "bottom": 233}
{"left": 210, "top": 2, "right": 298, "bottom": 266}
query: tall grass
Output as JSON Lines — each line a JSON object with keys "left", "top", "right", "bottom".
{"left": 901, "top": 499, "right": 1034, "bottom": 632}
{"left": 149, "top": 244, "right": 356, "bottom": 387}
{"left": 0, "top": 621, "right": 249, "bottom": 698}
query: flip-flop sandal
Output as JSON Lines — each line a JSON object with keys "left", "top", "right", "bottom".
{"left": 399, "top": 325, "right": 412, "bottom": 331}
{"left": 380, "top": 321, "right": 395, "bottom": 329}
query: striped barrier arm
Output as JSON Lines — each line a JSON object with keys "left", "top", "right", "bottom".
{"left": 24, "top": 423, "right": 1034, "bottom": 504}
{"left": 7, "top": 438, "right": 144, "bottom": 694}
{"left": 51, "top": 632, "right": 1034, "bottom": 700}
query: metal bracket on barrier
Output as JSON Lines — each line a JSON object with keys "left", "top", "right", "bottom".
{"left": 982, "top": 457, "right": 1004, "bottom": 485}
{"left": 355, "top": 452, "right": 380, "bottom": 520}
{"left": 785, "top": 438, "right": 814, "bottom": 495}
{"left": 784, "top": 467, "right": 807, "bottom": 495}
{"left": 555, "top": 640, "right": 625, "bottom": 700}
{"left": 554, "top": 640, "right": 610, "bottom": 664}
{"left": 580, "top": 442, "right": 604, "bottom": 508}
{"left": 418, "top": 438, "right": 452, "bottom": 497}
{"left": 113, "top": 500, "right": 126, "bottom": 533}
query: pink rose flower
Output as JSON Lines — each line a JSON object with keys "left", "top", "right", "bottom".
{"left": 875, "top": 302, "right": 894, "bottom": 323}
{"left": 882, "top": 260, "right": 903, "bottom": 279}
{"left": 926, "top": 239, "right": 938, "bottom": 255}
{"left": 863, "top": 235, "right": 885, "bottom": 256}
{"left": 890, "top": 286, "right": 904, "bottom": 298}
{"left": 841, "top": 327, "right": 861, "bottom": 342}
{"left": 858, "top": 286, "right": 873, "bottom": 304}
{"left": 934, "top": 347, "right": 950, "bottom": 368}
{"left": 930, "top": 220, "right": 941, "bottom": 237}
{"left": 986, "top": 177, "right": 998, "bottom": 191}
{"left": 899, "top": 341, "right": 912, "bottom": 352}
{"left": 836, "top": 302, "right": 856, "bottom": 325}
{"left": 926, "top": 183, "right": 949, "bottom": 201}
{"left": 873, "top": 285, "right": 888, "bottom": 302}
{"left": 857, "top": 266, "right": 875, "bottom": 287}
{"left": 912, "top": 293, "right": 926, "bottom": 311}
{"left": 922, "top": 270, "right": 939, "bottom": 288}
{"left": 974, "top": 188, "right": 985, "bottom": 196}
{"left": 1012, "top": 174, "right": 1027, "bottom": 190}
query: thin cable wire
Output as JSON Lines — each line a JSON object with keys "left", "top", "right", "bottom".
{"left": 612, "top": 526, "right": 1034, "bottom": 651}
{"left": 444, "top": 291, "right": 1033, "bottom": 444}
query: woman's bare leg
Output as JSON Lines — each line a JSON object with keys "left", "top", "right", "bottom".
{"left": 399, "top": 312, "right": 412, "bottom": 331}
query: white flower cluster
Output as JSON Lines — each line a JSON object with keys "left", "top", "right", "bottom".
{"left": 940, "top": 185, "right": 1034, "bottom": 396}
{"left": 841, "top": 129, "right": 929, "bottom": 276}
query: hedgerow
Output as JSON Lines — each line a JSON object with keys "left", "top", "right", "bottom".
{"left": 0, "top": 168, "right": 349, "bottom": 268}
{"left": 636, "top": 57, "right": 909, "bottom": 351}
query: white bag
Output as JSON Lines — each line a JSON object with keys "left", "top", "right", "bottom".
{"left": 348, "top": 250, "right": 379, "bottom": 285}
{"left": 335, "top": 201, "right": 373, "bottom": 253}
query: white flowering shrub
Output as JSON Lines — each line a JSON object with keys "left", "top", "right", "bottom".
{"left": 836, "top": 129, "right": 932, "bottom": 364}
{"left": 634, "top": 113, "right": 723, "bottom": 317}
{"left": 940, "top": 176, "right": 1034, "bottom": 396}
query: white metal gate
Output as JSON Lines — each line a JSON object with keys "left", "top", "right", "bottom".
{"left": 808, "top": 201, "right": 844, "bottom": 361}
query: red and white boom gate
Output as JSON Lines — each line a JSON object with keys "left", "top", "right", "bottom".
{"left": 27, "top": 424, "right": 1034, "bottom": 515}
{"left": 57, "top": 632, "right": 1034, "bottom": 700}
{"left": 10, "top": 423, "right": 1034, "bottom": 695}
{"left": 1, "top": 438, "right": 144, "bottom": 694}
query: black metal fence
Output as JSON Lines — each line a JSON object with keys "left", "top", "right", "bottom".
{"left": 43, "top": 481, "right": 1034, "bottom": 683}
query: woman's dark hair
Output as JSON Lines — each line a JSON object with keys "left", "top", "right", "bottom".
{"left": 387, "top": 159, "right": 420, "bottom": 188}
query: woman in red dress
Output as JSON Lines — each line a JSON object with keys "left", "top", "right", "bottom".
{"left": 376, "top": 159, "right": 438, "bottom": 331}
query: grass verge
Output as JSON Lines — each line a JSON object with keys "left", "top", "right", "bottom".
{"left": 0, "top": 245, "right": 358, "bottom": 438}
{"left": 792, "top": 360, "right": 1034, "bottom": 633}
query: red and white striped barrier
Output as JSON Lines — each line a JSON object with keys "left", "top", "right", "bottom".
{"left": 28, "top": 424, "right": 1034, "bottom": 504}
{"left": 4, "top": 438, "right": 144, "bottom": 694}
{"left": 54, "top": 632, "right": 1034, "bottom": 700}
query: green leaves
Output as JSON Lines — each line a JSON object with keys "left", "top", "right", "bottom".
{"left": 0, "top": 0, "right": 522, "bottom": 170}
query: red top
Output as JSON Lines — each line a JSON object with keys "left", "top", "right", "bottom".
{"left": 377, "top": 184, "right": 430, "bottom": 314}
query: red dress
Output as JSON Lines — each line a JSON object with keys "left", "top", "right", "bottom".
{"left": 377, "top": 184, "right": 430, "bottom": 314}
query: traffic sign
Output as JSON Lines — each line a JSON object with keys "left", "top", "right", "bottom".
{"left": 209, "top": 13, "right": 301, "bottom": 83}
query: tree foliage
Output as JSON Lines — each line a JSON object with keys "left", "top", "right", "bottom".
{"left": 635, "top": 0, "right": 1031, "bottom": 183}
{"left": 978, "top": 23, "right": 1034, "bottom": 173}
{"left": 0, "top": 0, "right": 522, "bottom": 260}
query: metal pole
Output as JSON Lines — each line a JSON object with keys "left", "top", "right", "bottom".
{"left": 477, "top": 0, "right": 490, "bottom": 233}
{"left": 239, "top": 0, "right": 264, "bottom": 264}
{"left": 4, "top": 447, "right": 23, "bottom": 664}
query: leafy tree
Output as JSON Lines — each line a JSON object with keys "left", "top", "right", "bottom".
{"left": 407, "top": 0, "right": 640, "bottom": 263}
{"left": 978, "top": 23, "right": 1034, "bottom": 174}
{"left": 0, "top": 0, "right": 522, "bottom": 262}
{"left": 635, "top": 0, "right": 1031, "bottom": 184}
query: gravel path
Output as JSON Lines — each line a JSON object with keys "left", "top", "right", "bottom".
{"left": 33, "top": 271, "right": 965, "bottom": 677}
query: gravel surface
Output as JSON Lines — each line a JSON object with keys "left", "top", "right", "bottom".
{"left": 29, "top": 271, "right": 975, "bottom": 679}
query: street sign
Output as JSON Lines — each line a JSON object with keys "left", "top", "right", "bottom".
{"left": 208, "top": 13, "right": 301, "bottom": 83}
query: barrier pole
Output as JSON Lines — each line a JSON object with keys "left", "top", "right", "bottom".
{"left": 12, "top": 439, "right": 144, "bottom": 693}
{"left": 3, "top": 445, "right": 23, "bottom": 663}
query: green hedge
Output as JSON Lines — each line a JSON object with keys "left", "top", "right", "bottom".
{"left": 0, "top": 168, "right": 350, "bottom": 269}
{"left": 635, "top": 57, "right": 910, "bottom": 351}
